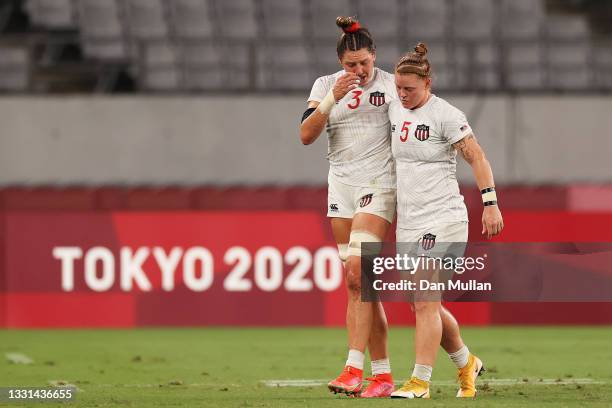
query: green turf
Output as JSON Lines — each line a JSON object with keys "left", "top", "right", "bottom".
{"left": 1, "top": 327, "right": 611, "bottom": 407}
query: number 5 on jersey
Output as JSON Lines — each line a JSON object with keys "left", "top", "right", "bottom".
{"left": 400, "top": 121, "right": 411, "bottom": 142}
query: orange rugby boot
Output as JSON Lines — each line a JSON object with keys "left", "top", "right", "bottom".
{"left": 360, "top": 373, "right": 395, "bottom": 398}
{"left": 327, "top": 366, "right": 363, "bottom": 396}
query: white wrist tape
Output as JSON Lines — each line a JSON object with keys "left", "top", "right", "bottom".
{"left": 317, "top": 89, "right": 336, "bottom": 115}
{"left": 481, "top": 191, "right": 497, "bottom": 203}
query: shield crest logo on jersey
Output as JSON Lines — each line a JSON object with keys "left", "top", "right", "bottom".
{"left": 422, "top": 233, "right": 436, "bottom": 250}
{"left": 415, "top": 124, "right": 430, "bottom": 141}
{"left": 369, "top": 91, "right": 385, "bottom": 107}
{"left": 359, "top": 193, "right": 373, "bottom": 208}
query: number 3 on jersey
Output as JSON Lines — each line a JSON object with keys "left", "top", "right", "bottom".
{"left": 347, "top": 90, "right": 362, "bottom": 109}
{"left": 400, "top": 121, "right": 411, "bottom": 142}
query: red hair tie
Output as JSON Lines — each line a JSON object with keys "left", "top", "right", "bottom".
{"left": 345, "top": 22, "right": 361, "bottom": 33}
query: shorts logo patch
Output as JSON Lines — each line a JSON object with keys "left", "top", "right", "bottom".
{"left": 359, "top": 193, "right": 373, "bottom": 208}
{"left": 329, "top": 203, "right": 339, "bottom": 212}
{"left": 415, "top": 124, "right": 430, "bottom": 141}
{"left": 369, "top": 91, "right": 385, "bottom": 107}
{"left": 422, "top": 233, "right": 436, "bottom": 250}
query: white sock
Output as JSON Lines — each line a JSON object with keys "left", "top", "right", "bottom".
{"left": 448, "top": 345, "right": 470, "bottom": 369}
{"left": 412, "top": 364, "right": 432, "bottom": 382}
{"left": 371, "top": 358, "right": 391, "bottom": 375}
{"left": 346, "top": 349, "right": 365, "bottom": 370}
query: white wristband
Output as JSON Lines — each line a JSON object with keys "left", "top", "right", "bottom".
{"left": 317, "top": 89, "right": 336, "bottom": 115}
{"left": 482, "top": 191, "right": 497, "bottom": 203}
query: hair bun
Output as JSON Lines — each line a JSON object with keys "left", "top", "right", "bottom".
{"left": 414, "top": 42, "right": 428, "bottom": 57}
{"left": 336, "top": 16, "right": 361, "bottom": 33}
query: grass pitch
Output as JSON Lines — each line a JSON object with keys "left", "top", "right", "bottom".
{"left": 1, "top": 327, "right": 611, "bottom": 407}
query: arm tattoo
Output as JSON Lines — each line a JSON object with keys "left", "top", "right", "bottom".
{"left": 452, "top": 134, "right": 479, "bottom": 163}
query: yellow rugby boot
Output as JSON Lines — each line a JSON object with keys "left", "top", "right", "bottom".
{"left": 390, "top": 376, "right": 430, "bottom": 399}
{"left": 456, "top": 354, "right": 485, "bottom": 397}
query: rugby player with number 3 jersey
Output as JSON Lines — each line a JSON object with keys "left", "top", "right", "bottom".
{"left": 299, "top": 16, "right": 397, "bottom": 398}
{"left": 388, "top": 43, "right": 504, "bottom": 399}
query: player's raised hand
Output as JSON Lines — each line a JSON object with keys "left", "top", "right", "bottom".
{"left": 332, "top": 72, "right": 361, "bottom": 101}
{"left": 482, "top": 206, "right": 504, "bottom": 239}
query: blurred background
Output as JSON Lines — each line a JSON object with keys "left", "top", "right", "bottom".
{"left": 1, "top": 0, "right": 612, "bottom": 329}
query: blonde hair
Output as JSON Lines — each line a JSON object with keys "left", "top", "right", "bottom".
{"left": 395, "top": 43, "right": 431, "bottom": 77}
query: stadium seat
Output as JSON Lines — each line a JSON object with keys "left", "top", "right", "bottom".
{"left": 547, "top": 43, "right": 592, "bottom": 90}
{"left": 214, "top": 0, "right": 258, "bottom": 40}
{"left": 457, "top": 43, "right": 501, "bottom": 90}
{"left": 312, "top": 43, "right": 341, "bottom": 76}
{"left": 139, "top": 41, "right": 180, "bottom": 91}
{"left": 420, "top": 42, "right": 452, "bottom": 90}
{"left": 143, "top": 41, "right": 179, "bottom": 66}
{"left": 260, "top": 0, "right": 304, "bottom": 39}
{"left": 81, "top": 40, "right": 128, "bottom": 61}
{"left": 182, "top": 68, "right": 224, "bottom": 91}
{"left": 76, "top": 0, "right": 123, "bottom": 38}
{"left": 545, "top": 14, "right": 590, "bottom": 40}
{"left": 405, "top": 0, "right": 448, "bottom": 40}
{"left": 76, "top": 0, "right": 127, "bottom": 60}
{"left": 548, "top": 68, "right": 591, "bottom": 91}
{"left": 374, "top": 42, "right": 400, "bottom": 74}
{"left": 180, "top": 41, "right": 223, "bottom": 66}
{"left": 547, "top": 43, "right": 590, "bottom": 67}
{"left": 593, "top": 43, "right": 612, "bottom": 90}
{"left": 0, "top": 46, "right": 29, "bottom": 91}
{"left": 180, "top": 41, "right": 250, "bottom": 90}
{"left": 143, "top": 67, "right": 181, "bottom": 91}
{"left": 221, "top": 43, "right": 252, "bottom": 89}
{"left": 256, "top": 43, "right": 312, "bottom": 90}
{"left": 500, "top": 0, "right": 544, "bottom": 40}
{"left": 506, "top": 43, "right": 545, "bottom": 90}
{"left": 179, "top": 42, "right": 224, "bottom": 90}
{"left": 123, "top": 0, "right": 169, "bottom": 40}
{"left": 452, "top": 0, "right": 495, "bottom": 41}
{"left": 167, "top": 0, "right": 214, "bottom": 39}
{"left": 308, "top": 0, "right": 355, "bottom": 40}
{"left": 25, "top": 0, "right": 76, "bottom": 29}
{"left": 356, "top": 0, "right": 400, "bottom": 40}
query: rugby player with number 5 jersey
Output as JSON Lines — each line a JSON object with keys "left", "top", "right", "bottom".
{"left": 388, "top": 43, "right": 504, "bottom": 399}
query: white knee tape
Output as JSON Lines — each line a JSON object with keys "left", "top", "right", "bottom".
{"left": 337, "top": 243, "right": 349, "bottom": 262}
{"left": 348, "top": 230, "right": 382, "bottom": 257}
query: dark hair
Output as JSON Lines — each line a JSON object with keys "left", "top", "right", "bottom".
{"left": 335, "top": 16, "right": 375, "bottom": 59}
{"left": 395, "top": 43, "right": 431, "bottom": 77}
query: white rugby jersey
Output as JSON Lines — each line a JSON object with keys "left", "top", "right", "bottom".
{"left": 308, "top": 67, "right": 397, "bottom": 188}
{"left": 389, "top": 94, "right": 472, "bottom": 230}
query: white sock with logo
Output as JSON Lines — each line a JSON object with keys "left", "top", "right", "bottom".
{"left": 346, "top": 349, "right": 365, "bottom": 370}
{"left": 371, "top": 358, "right": 391, "bottom": 375}
{"left": 448, "top": 345, "right": 470, "bottom": 369}
{"left": 412, "top": 364, "right": 432, "bottom": 382}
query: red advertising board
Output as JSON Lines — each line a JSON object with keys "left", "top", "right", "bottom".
{"left": 2, "top": 210, "right": 612, "bottom": 328}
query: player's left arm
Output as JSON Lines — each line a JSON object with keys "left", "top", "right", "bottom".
{"left": 453, "top": 134, "right": 504, "bottom": 239}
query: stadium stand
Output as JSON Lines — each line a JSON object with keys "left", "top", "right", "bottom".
{"left": 0, "top": 0, "right": 610, "bottom": 93}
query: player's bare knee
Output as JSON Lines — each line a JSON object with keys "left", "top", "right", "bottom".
{"left": 345, "top": 264, "right": 362, "bottom": 294}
